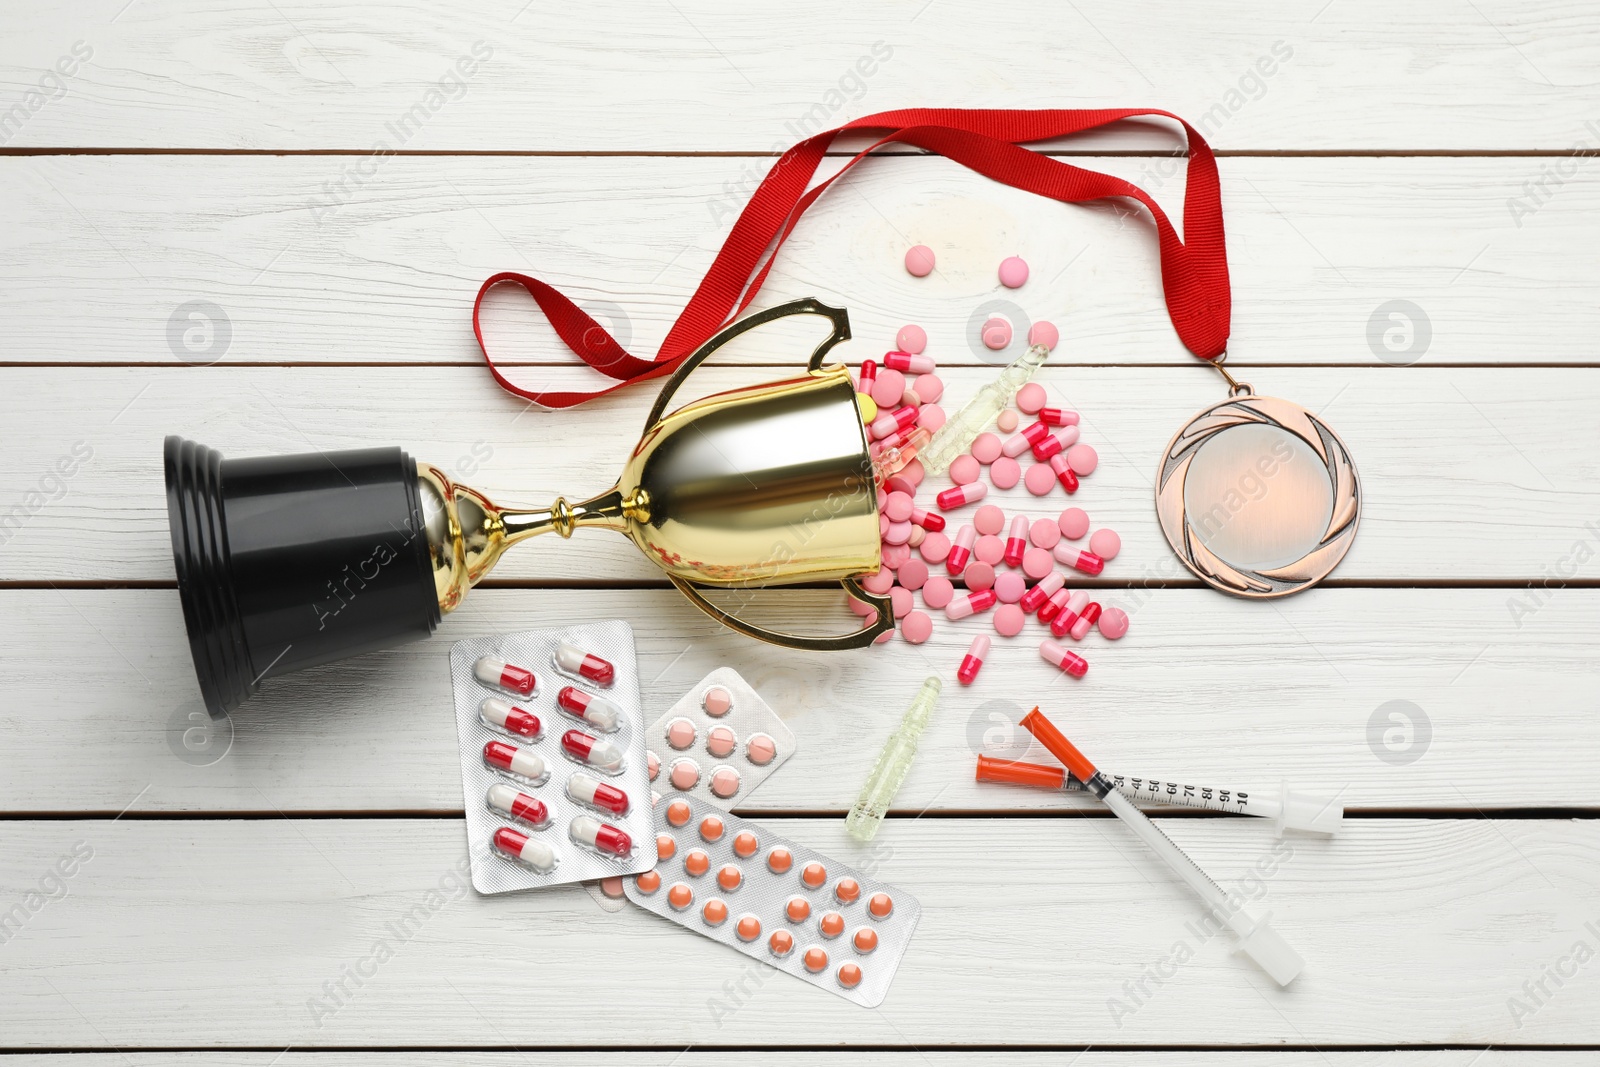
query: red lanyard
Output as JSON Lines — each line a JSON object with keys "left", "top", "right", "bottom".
{"left": 473, "top": 108, "right": 1230, "bottom": 409}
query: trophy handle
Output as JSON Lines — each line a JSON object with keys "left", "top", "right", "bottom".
{"left": 665, "top": 574, "right": 896, "bottom": 651}
{"left": 644, "top": 297, "right": 853, "bottom": 429}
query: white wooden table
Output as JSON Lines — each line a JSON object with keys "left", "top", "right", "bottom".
{"left": 3, "top": 2, "right": 1598, "bottom": 1062}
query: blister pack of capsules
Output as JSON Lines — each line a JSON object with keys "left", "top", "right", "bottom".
{"left": 647, "top": 668, "right": 798, "bottom": 807}
{"left": 625, "top": 793, "right": 921, "bottom": 1008}
{"left": 450, "top": 622, "right": 657, "bottom": 894}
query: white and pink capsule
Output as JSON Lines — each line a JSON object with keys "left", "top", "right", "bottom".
{"left": 870, "top": 405, "right": 920, "bottom": 440}
{"left": 554, "top": 640, "right": 615, "bottom": 686}
{"left": 883, "top": 350, "right": 935, "bottom": 374}
{"left": 556, "top": 685, "right": 621, "bottom": 732}
{"left": 1038, "top": 407, "right": 1078, "bottom": 427}
{"left": 1048, "top": 454, "right": 1080, "bottom": 494}
{"left": 1040, "top": 639, "right": 1089, "bottom": 678}
{"left": 1050, "top": 590, "right": 1091, "bottom": 638}
{"left": 1037, "top": 586, "right": 1070, "bottom": 624}
{"left": 569, "top": 815, "right": 633, "bottom": 858}
{"left": 1002, "top": 421, "right": 1052, "bottom": 458}
{"left": 936, "top": 482, "right": 986, "bottom": 511}
{"left": 480, "top": 697, "right": 542, "bottom": 738}
{"left": 1053, "top": 543, "right": 1105, "bottom": 575}
{"left": 1004, "top": 515, "right": 1029, "bottom": 568}
{"left": 562, "top": 729, "right": 626, "bottom": 774}
{"left": 958, "top": 635, "right": 990, "bottom": 686}
{"left": 473, "top": 656, "right": 536, "bottom": 697}
{"left": 486, "top": 782, "right": 550, "bottom": 828}
{"left": 946, "top": 524, "right": 976, "bottom": 575}
{"left": 1019, "top": 572, "right": 1065, "bottom": 614}
{"left": 566, "top": 772, "right": 631, "bottom": 816}
{"left": 494, "top": 826, "right": 557, "bottom": 872}
{"left": 945, "top": 588, "right": 997, "bottom": 622}
{"left": 483, "top": 740, "right": 548, "bottom": 782}
{"left": 1071, "top": 602, "right": 1103, "bottom": 641}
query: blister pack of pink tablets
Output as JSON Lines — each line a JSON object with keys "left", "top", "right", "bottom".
{"left": 647, "top": 668, "right": 798, "bottom": 807}
{"left": 450, "top": 621, "right": 657, "bottom": 894}
{"left": 625, "top": 794, "right": 921, "bottom": 1008}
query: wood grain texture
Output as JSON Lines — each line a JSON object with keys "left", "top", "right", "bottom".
{"left": 0, "top": 1058, "right": 1581, "bottom": 1066}
{"left": 2, "top": 364, "right": 1596, "bottom": 583}
{"left": 2, "top": 587, "right": 1593, "bottom": 814}
{"left": 1, "top": 818, "right": 1595, "bottom": 1047}
{"left": 1, "top": 155, "right": 1597, "bottom": 367}
{"left": 3, "top": 2, "right": 1599, "bottom": 150}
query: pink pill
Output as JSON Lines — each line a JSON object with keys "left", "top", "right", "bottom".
{"left": 871, "top": 369, "right": 906, "bottom": 409}
{"left": 883, "top": 520, "right": 912, "bottom": 545}
{"left": 998, "top": 255, "right": 1029, "bottom": 288}
{"left": 1021, "top": 547, "right": 1054, "bottom": 579}
{"left": 1016, "top": 383, "right": 1047, "bottom": 415}
{"left": 885, "top": 474, "right": 917, "bottom": 497}
{"left": 1028, "top": 320, "right": 1059, "bottom": 350}
{"left": 901, "top": 610, "right": 933, "bottom": 644}
{"left": 993, "top": 603, "right": 1026, "bottom": 637}
{"left": 949, "top": 454, "right": 982, "bottom": 486}
{"left": 920, "top": 576, "right": 954, "bottom": 610}
{"left": 913, "top": 374, "right": 944, "bottom": 404}
{"left": 971, "top": 433, "right": 1003, "bottom": 464}
{"left": 1066, "top": 444, "right": 1099, "bottom": 476}
{"left": 896, "top": 324, "right": 927, "bottom": 354}
{"left": 863, "top": 566, "right": 894, "bottom": 594}
{"left": 1097, "top": 606, "right": 1130, "bottom": 640}
{"left": 1024, "top": 462, "right": 1057, "bottom": 496}
{"left": 898, "top": 558, "right": 929, "bottom": 591}
{"left": 917, "top": 404, "right": 946, "bottom": 433}
{"left": 964, "top": 561, "right": 996, "bottom": 591}
{"left": 671, "top": 760, "right": 701, "bottom": 790}
{"left": 908, "top": 526, "right": 926, "bottom": 548}
{"left": 994, "top": 571, "right": 1026, "bottom": 603}
{"left": 974, "top": 534, "right": 1005, "bottom": 565}
{"left": 1027, "top": 518, "right": 1059, "bottom": 550}
{"left": 881, "top": 542, "right": 911, "bottom": 569}
{"left": 901, "top": 387, "right": 922, "bottom": 409}
{"left": 884, "top": 491, "right": 913, "bottom": 522}
{"left": 874, "top": 630, "right": 893, "bottom": 645}
{"left": 982, "top": 318, "right": 1012, "bottom": 350}
{"left": 973, "top": 504, "right": 1005, "bottom": 536}
{"left": 997, "top": 409, "right": 1019, "bottom": 433}
{"left": 901, "top": 460, "right": 925, "bottom": 487}
{"left": 919, "top": 531, "right": 951, "bottom": 564}
{"left": 1058, "top": 507, "right": 1090, "bottom": 540}
{"left": 890, "top": 586, "right": 912, "bottom": 619}
{"left": 847, "top": 594, "right": 873, "bottom": 617}
{"left": 905, "top": 245, "right": 936, "bottom": 277}
{"left": 1089, "top": 528, "right": 1121, "bottom": 561}
{"left": 989, "top": 456, "right": 1021, "bottom": 489}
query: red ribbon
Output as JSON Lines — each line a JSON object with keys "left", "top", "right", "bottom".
{"left": 473, "top": 108, "right": 1229, "bottom": 409}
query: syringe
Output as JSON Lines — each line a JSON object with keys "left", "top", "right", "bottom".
{"left": 1019, "top": 708, "right": 1305, "bottom": 986}
{"left": 975, "top": 756, "right": 1342, "bottom": 836}
{"left": 916, "top": 343, "right": 1050, "bottom": 475}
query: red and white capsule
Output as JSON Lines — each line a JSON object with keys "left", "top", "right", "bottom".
{"left": 1048, "top": 454, "right": 1080, "bottom": 494}
{"left": 870, "top": 404, "right": 920, "bottom": 440}
{"left": 480, "top": 697, "right": 542, "bottom": 738}
{"left": 483, "top": 740, "right": 548, "bottom": 782}
{"left": 1040, "top": 639, "right": 1089, "bottom": 678}
{"left": 473, "top": 656, "right": 536, "bottom": 696}
{"left": 958, "top": 635, "right": 990, "bottom": 686}
{"left": 1071, "top": 602, "right": 1103, "bottom": 641}
{"left": 945, "top": 588, "right": 997, "bottom": 622}
{"left": 946, "top": 524, "right": 976, "bottom": 575}
{"left": 562, "top": 729, "right": 626, "bottom": 773}
{"left": 1002, "top": 421, "right": 1052, "bottom": 458}
{"left": 566, "top": 772, "right": 630, "bottom": 816}
{"left": 556, "top": 685, "right": 621, "bottom": 732}
{"left": 1053, "top": 543, "right": 1106, "bottom": 576}
{"left": 909, "top": 506, "right": 946, "bottom": 532}
{"left": 1030, "top": 432, "right": 1064, "bottom": 463}
{"left": 857, "top": 359, "right": 878, "bottom": 395}
{"left": 1037, "top": 586, "right": 1070, "bottom": 624}
{"left": 486, "top": 782, "right": 550, "bottom": 828}
{"left": 494, "top": 826, "right": 557, "bottom": 872}
{"left": 883, "top": 350, "right": 935, "bottom": 374}
{"left": 554, "top": 640, "right": 615, "bottom": 687}
{"left": 569, "top": 815, "right": 633, "bottom": 857}
{"left": 936, "top": 482, "right": 987, "bottom": 511}
{"left": 1019, "top": 571, "right": 1065, "bottom": 614}
{"left": 1050, "top": 590, "right": 1091, "bottom": 638}
{"left": 1003, "top": 515, "right": 1029, "bottom": 568}
{"left": 1038, "top": 407, "right": 1078, "bottom": 427}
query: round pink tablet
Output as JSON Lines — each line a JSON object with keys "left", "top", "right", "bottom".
{"left": 974, "top": 534, "right": 1005, "bottom": 565}
{"left": 973, "top": 504, "right": 1005, "bottom": 536}
{"left": 1016, "top": 383, "right": 1047, "bottom": 415}
{"left": 964, "top": 562, "right": 995, "bottom": 591}
{"left": 919, "top": 531, "right": 951, "bottom": 564}
{"left": 971, "top": 433, "right": 1003, "bottom": 464}
{"left": 884, "top": 491, "right": 913, "bottom": 522}
{"left": 1029, "top": 518, "right": 1061, "bottom": 550}
{"left": 873, "top": 630, "right": 893, "bottom": 645}
{"left": 1028, "top": 320, "right": 1059, "bottom": 350}
{"left": 896, "top": 324, "right": 927, "bottom": 354}
{"left": 707, "top": 725, "right": 737, "bottom": 758}
{"left": 907, "top": 526, "right": 926, "bottom": 548}
{"left": 1097, "top": 606, "right": 1130, "bottom": 640}
{"left": 917, "top": 404, "right": 946, "bottom": 432}
{"left": 905, "top": 245, "right": 936, "bottom": 277}
{"left": 880, "top": 542, "right": 911, "bottom": 569}
{"left": 994, "top": 571, "right": 1027, "bottom": 603}
{"left": 1021, "top": 547, "right": 1054, "bottom": 579}
{"left": 870, "top": 369, "right": 906, "bottom": 409}
{"left": 670, "top": 759, "right": 701, "bottom": 790}
{"left": 913, "top": 374, "right": 944, "bottom": 404}
{"left": 847, "top": 594, "right": 873, "bottom": 617}
{"left": 920, "top": 576, "right": 954, "bottom": 610}
{"left": 889, "top": 586, "right": 912, "bottom": 619}
{"left": 901, "top": 459, "right": 925, "bottom": 486}
{"left": 982, "top": 318, "right": 1012, "bottom": 350}
{"left": 897, "top": 558, "right": 929, "bottom": 591}
{"left": 997, "top": 409, "right": 1019, "bottom": 433}
{"left": 710, "top": 767, "right": 742, "bottom": 798}
{"left": 704, "top": 686, "right": 733, "bottom": 717}
{"left": 1089, "top": 528, "right": 1121, "bottom": 561}
{"left": 950, "top": 454, "right": 982, "bottom": 486}
{"left": 1024, "top": 462, "right": 1057, "bottom": 495}
{"left": 1058, "top": 507, "right": 1090, "bottom": 540}
{"left": 746, "top": 733, "right": 778, "bottom": 765}
{"left": 666, "top": 718, "right": 697, "bottom": 749}
{"left": 1066, "top": 444, "right": 1099, "bottom": 476}
{"left": 879, "top": 513, "right": 890, "bottom": 539}
{"left": 900, "top": 609, "right": 933, "bottom": 644}
{"left": 989, "top": 456, "right": 1021, "bottom": 489}
{"left": 998, "top": 255, "right": 1029, "bottom": 288}
{"left": 901, "top": 388, "right": 921, "bottom": 409}
{"left": 885, "top": 474, "right": 917, "bottom": 497}
{"left": 883, "top": 520, "right": 912, "bottom": 545}
{"left": 993, "top": 603, "right": 1026, "bottom": 636}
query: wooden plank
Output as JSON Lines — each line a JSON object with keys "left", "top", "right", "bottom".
{"left": 0, "top": 1056, "right": 1582, "bottom": 1065}
{"left": 2, "top": 155, "right": 1598, "bottom": 367}
{"left": 1, "top": 587, "right": 1594, "bottom": 813}
{"left": 3, "top": 2, "right": 1599, "bottom": 150}
{"left": 1, "top": 364, "right": 1596, "bottom": 583}
{"left": 0, "top": 818, "right": 1594, "bottom": 1046}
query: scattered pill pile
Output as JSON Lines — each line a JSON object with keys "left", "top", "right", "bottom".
{"left": 849, "top": 252, "right": 1129, "bottom": 682}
